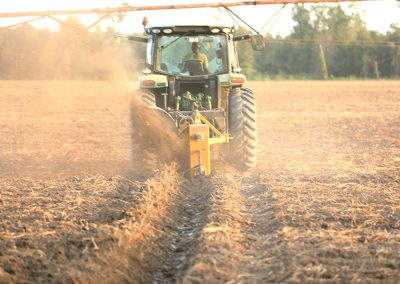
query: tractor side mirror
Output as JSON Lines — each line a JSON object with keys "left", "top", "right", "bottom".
{"left": 251, "top": 35, "right": 265, "bottom": 51}
{"left": 128, "top": 35, "right": 148, "bottom": 43}
{"left": 233, "top": 34, "right": 265, "bottom": 51}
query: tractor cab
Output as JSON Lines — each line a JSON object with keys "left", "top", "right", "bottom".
{"left": 145, "top": 26, "right": 235, "bottom": 77}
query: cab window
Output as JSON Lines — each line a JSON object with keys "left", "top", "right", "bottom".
{"left": 155, "top": 34, "right": 228, "bottom": 75}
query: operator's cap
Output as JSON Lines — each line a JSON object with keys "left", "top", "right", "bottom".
{"left": 191, "top": 42, "right": 201, "bottom": 49}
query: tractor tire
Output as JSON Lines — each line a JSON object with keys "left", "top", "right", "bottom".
{"left": 228, "top": 87, "right": 257, "bottom": 169}
{"left": 130, "top": 90, "right": 156, "bottom": 132}
{"left": 130, "top": 90, "right": 158, "bottom": 172}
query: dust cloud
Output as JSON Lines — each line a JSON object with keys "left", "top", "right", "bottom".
{"left": 0, "top": 19, "right": 140, "bottom": 81}
{"left": 0, "top": 24, "right": 160, "bottom": 177}
{"left": 0, "top": 81, "right": 189, "bottom": 178}
{"left": 130, "top": 91, "right": 187, "bottom": 174}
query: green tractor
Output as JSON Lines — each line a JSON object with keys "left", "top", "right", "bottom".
{"left": 129, "top": 23, "right": 263, "bottom": 176}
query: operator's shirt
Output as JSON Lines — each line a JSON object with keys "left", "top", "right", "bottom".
{"left": 183, "top": 52, "right": 209, "bottom": 70}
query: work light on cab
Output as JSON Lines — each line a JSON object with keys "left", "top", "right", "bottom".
{"left": 163, "top": 28, "right": 173, "bottom": 34}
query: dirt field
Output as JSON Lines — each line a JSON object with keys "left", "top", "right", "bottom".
{"left": 0, "top": 81, "right": 399, "bottom": 283}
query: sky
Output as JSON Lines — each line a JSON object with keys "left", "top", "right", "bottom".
{"left": 0, "top": 0, "right": 399, "bottom": 36}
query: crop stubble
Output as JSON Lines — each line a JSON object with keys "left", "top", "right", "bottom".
{"left": 0, "top": 81, "right": 399, "bottom": 283}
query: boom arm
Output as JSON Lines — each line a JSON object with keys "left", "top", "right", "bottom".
{"left": 0, "top": 0, "right": 386, "bottom": 18}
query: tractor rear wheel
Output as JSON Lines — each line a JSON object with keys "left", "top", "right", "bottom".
{"left": 130, "top": 90, "right": 184, "bottom": 173}
{"left": 130, "top": 90, "right": 158, "bottom": 172}
{"left": 228, "top": 87, "right": 257, "bottom": 169}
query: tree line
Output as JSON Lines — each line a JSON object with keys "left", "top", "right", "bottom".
{"left": 239, "top": 4, "right": 400, "bottom": 79}
{"left": 0, "top": 5, "right": 399, "bottom": 80}
{"left": 0, "top": 17, "right": 136, "bottom": 80}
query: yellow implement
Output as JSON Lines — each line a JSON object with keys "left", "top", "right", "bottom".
{"left": 179, "top": 110, "right": 227, "bottom": 177}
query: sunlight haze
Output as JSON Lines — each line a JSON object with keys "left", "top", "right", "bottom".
{"left": 1, "top": 0, "right": 399, "bottom": 36}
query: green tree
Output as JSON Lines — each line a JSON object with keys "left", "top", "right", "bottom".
{"left": 385, "top": 24, "right": 400, "bottom": 78}
{"left": 292, "top": 5, "right": 314, "bottom": 40}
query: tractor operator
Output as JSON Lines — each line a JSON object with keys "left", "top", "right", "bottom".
{"left": 181, "top": 42, "right": 209, "bottom": 74}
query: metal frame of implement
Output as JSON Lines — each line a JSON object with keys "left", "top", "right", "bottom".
{"left": 178, "top": 110, "right": 227, "bottom": 177}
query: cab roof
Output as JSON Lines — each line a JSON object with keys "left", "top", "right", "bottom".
{"left": 145, "top": 25, "right": 235, "bottom": 35}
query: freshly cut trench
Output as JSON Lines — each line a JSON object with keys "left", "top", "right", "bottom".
{"left": 152, "top": 176, "right": 214, "bottom": 283}
{"left": 176, "top": 169, "right": 250, "bottom": 282}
